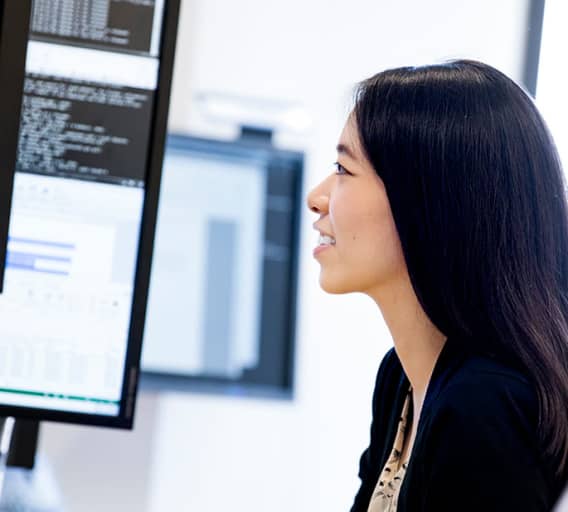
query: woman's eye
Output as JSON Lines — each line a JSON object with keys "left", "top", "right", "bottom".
{"left": 334, "top": 162, "right": 350, "bottom": 175}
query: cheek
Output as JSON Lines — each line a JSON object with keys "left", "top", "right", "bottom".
{"left": 360, "top": 208, "right": 402, "bottom": 267}
{"left": 333, "top": 191, "right": 405, "bottom": 275}
{"left": 333, "top": 189, "right": 398, "bottom": 246}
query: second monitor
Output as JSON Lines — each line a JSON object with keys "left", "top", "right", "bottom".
{"left": 141, "top": 134, "right": 303, "bottom": 396}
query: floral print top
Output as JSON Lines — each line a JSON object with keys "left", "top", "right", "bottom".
{"left": 367, "top": 388, "right": 412, "bottom": 512}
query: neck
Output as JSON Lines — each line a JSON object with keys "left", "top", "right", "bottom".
{"left": 368, "top": 271, "right": 447, "bottom": 400}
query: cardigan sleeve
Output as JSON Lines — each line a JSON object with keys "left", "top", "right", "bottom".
{"left": 350, "top": 349, "right": 400, "bottom": 512}
{"left": 416, "top": 370, "right": 553, "bottom": 511}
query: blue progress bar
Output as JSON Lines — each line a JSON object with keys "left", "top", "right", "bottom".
{"left": 8, "top": 236, "right": 75, "bottom": 250}
{"left": 6, "top": 251, "right": 72, "bottom": 276}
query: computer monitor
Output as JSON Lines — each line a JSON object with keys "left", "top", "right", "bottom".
{"left": 140, "top": 132, "right": 303, "bottom": 396}
{"left": 0, "top": 0, "right": 180, "bottom": 429}
{"left": 0, "top": 2, "right": 32, "bottom": 291}
{"left": 534, "top": 0, "right": 567, "bottom": 167}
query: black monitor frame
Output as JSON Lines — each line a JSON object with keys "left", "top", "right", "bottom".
{"left": 0, "top": 2, "right": 32, "bottom": 292}
{"left": 523, "top": 0, "right": 546, "bottom": 97}
{"left": 139, "top": 132, "right": 304, "bottom": 399}
{"left": 0, "top": 0, "right": 181, "bottom": 429}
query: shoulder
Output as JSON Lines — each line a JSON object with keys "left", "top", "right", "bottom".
{"left": 431, "top": 355, "right": 538, "bottom": 424}
{"left": 404, "top": 356, "right": 555, "bottom": 511}
{"left": 422, "top": 354, "right": 540, "bottom": 464}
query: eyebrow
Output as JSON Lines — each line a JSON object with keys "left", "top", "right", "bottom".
{"left": 336, "top": 143, "right": 357, "bottom": 161}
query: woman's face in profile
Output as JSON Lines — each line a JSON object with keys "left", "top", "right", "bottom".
{"left": 307, "top": 115, "right": 406, "bottom": 296}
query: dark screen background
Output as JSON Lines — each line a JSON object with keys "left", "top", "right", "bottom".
{"left": 17, "top": 74, "right": 154, "bottom": 184}
{"left": 30, "top": 0, "right": 156, "bottom": 55}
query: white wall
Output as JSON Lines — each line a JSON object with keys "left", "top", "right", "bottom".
{"left": 40, "top": 1, "right": 531, "bottom": 510}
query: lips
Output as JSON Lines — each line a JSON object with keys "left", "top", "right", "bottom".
{"left": 313, "top": 222, "right": 335, "bottom": 239}
{"left": 313, "top": 223, "right": 336, "bottom": 258}
{"left": 313, "top": 230, "right": 336, "bottom": 258}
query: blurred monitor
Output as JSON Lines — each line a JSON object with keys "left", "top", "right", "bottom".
{"left": 0, "top": 0, "right": 180, "bottom": 429}
{"left": 535, "top": 0, "right": 568, "bottom": 170}
{"left": 140, "top": 133, "right": 303, "bottom": 396}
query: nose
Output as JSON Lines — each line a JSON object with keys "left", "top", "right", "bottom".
{"left": 306, "top": 178, "right": 330, "bottom": 215}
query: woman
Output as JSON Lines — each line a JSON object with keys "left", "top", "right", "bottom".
{"left": 307, "top": 60, "right": 568, "bottom": 511}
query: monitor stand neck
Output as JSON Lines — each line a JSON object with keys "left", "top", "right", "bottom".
{"left": 0, "top": 417, "right": 16, "bottom": 499}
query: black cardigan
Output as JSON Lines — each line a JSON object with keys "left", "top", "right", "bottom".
{"left": 350, "top": 337, "right": 566, "bottom": 511}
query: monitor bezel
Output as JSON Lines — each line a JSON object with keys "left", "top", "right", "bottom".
{"left": 0, "top": 0, "right": 181, "bottom": 429}
{"left": 138, "top": 133, "right": 304, "bottom": 399}
{"left": 0, "top": 1, "right": 32, "bottom": 291}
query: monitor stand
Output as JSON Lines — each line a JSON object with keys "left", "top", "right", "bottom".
{"left": 0, "top": 418, "right": 64, "bottom": 511}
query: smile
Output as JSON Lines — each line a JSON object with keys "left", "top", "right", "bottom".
{"left": 313, "top": 234, "right": 336, "bottom": 258}
{"left": 318, "top": 234, "right": 336, "bottom": 246}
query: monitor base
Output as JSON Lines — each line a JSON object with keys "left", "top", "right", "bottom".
{"left": 0, "top": 456, "right": 64, "bottom": 512}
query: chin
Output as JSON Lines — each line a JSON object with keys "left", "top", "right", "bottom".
{"left": 318, "top": 267, "right": 387, "bottom": 296}
{"left": 319, "top": 273, "right": 359, "bottom": 295}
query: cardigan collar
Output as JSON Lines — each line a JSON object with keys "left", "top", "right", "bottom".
{"left": 421, "top": 335, "right": 467, "bottom": 411}
{"left": 392, "top": 336, "right": 468, "bottom": 430}
{"left": 393, "top": 335, "right": 466, "bottom": 405}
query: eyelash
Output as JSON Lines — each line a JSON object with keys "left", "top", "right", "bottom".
{"left": 334, "top": 162, "right": 351, "bottom": 176}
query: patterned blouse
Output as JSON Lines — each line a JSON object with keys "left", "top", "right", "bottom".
{"left": 366, "top": 388, "right": 412, "bottom": 512}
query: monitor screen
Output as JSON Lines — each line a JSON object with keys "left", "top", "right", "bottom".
{"left": 0, "top": 0, "right": 180, "bottom": 428}
{"left": 140, "top": 135, "right": 303, "bottom": 395}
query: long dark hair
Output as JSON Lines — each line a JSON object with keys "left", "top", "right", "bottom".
{"left": 354, "top": 60, "right": 568, "bottom": 477}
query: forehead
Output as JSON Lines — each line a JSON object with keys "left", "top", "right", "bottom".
{"left": 337, "top": 116, "right": 363, "bottom": 161}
